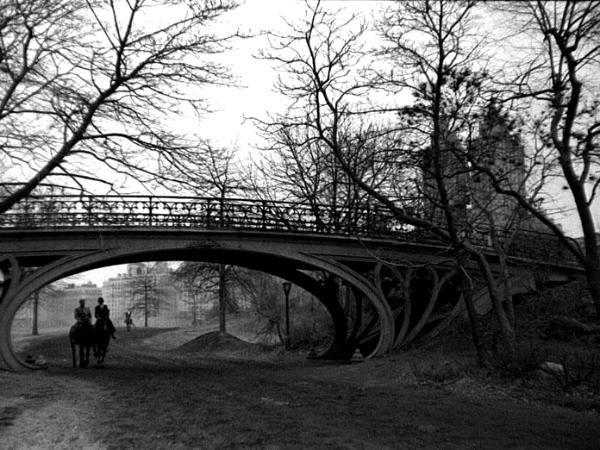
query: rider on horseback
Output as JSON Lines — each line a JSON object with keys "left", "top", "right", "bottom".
{"left": 95, "top": 297, "right": 116, "bottom": 339}
{"left": 71, "top": 299, "right": 94, "bottom": 367}
{"left": 74, "top": 299, "right": 92, "bottom": 335}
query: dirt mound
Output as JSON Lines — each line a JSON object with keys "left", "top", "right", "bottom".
{"left": 177, "top": 331, "right": 263, "bottom": 356}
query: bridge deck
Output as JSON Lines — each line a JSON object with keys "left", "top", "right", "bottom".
{"left": 0, "top": 195, "right": 581, "bottom": 270}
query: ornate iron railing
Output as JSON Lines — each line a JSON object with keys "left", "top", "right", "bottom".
{"left": 0, "top": 195, "right": 422, "bottom": 236}
{"left": 0, "top": 195, "right": 580, "bottom": 267}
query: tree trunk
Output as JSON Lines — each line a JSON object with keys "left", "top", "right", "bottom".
{"left": 475, "top": 254, "right": 516, "bottom": 356}
{"left": 459, "top": 268, "right": 489, "bottom": 368}
{"left": 192, "top": 294, "right": 197, "bottom": 326}
{"left": 585, "top": 261, "right": 600, "bottom": 320}
{"left": 219, "top": 263, "right": 227, "bottom": 334}
{"left": 144, "top": 283, "right": 149, "bottom": 328}
{"left": 496, "top": 250, "right": 515, "bottom": 327}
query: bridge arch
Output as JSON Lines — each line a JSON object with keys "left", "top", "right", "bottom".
{"left": 0, "top": 194, "right": 583, "bottom": 371}
{"left": 0, "top": 241, "right": 394, "bottom": 371}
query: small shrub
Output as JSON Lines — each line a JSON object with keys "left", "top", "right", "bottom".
{"left": 557, "top": 350, "right": 600, "bottom": 394}
{"left": 289, "top": 313, "right": 333, "bottom": 350}
{"left": 493, "top": 342, "right": 549, "bottom": 377}
{"left": 410, "top": 353, "right": 463, "bottom": 384}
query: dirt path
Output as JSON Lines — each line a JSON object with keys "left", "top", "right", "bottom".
{"left": 2, "top": 329, "right": 599, "bottom": 449}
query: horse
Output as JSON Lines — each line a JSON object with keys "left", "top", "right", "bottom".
{"left": 93, "top": 318, "right": 112, "bottom": 365}
{"left": 69, "top": 322, "right": 94, "bottom": 368}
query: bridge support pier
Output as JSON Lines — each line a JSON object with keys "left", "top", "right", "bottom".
{"left": 0, "top": 255, "right": 34, "bottom": 371}
{"left": 342, "top": 262, "right": 466, "bottom": 353}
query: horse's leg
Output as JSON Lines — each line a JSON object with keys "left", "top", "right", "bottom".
{"left": 98, "top": 335, "right": 108, "bottom": 365}
{"left": 82, "top": 344, "right": 89, "bottom": 368}
{"left": 71, "top": 342, "right": 76, "bottom": 367}
{"left": 97, "top": 341, "right": 105, "bottom": 365}
{"left": 93, "top": 332, "right": 101, "bottom": 364}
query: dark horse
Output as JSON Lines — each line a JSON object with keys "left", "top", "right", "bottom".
{"left": 69, "top": 320, "right": 112, "bottom": 367}
{"left": 93, "top": 318, "right": 112, "bottom": 365}
{"left": 69, "top": 322, "right": 93, "bottom": 368}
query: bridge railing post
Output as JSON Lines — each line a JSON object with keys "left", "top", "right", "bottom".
{"left": 21, "top": 196, "right": 32, "bottom": 228}
{"left": 86, "top": 195, "right": 94, "bottom": 226}
{"left": 218, "top": 198, "right": 225, "bottom": 228}
{"left": 206, "top": 200, "right": 212, "bottom": 228}
{"left": 261, "top": 200, "right": 267, "bottom": 230}
{"left": 148, "top": 196, "right": 153, "bottom": 227}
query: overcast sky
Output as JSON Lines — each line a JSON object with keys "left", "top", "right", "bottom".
{"left": 195, "top": 0, "right": 386, "bottom": 150}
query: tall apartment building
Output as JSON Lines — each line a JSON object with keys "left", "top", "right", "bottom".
{"left": 423, "top": 105, "right": 539, "bottom": 234}
{"left": 422, "top": 120, "right": 471, "bottom": 228}
{"left": 469, "top": 105, "right": 528, "bottom": 231}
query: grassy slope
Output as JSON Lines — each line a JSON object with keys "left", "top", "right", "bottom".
{"left": 405, "top": 276, "right": 600, "bottom": 413}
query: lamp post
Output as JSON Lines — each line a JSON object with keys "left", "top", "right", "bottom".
{"left": 32, "top": 291, "right": 39, "bottom": 336}
{"left": 282, "top": 281, "right": 292, "bottom": 350}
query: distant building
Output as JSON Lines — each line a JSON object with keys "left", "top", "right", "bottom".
{"left": 469, "top": 104, "right": 528, "bottom": 231}
{"left": 422, "top": 118, "right": 471, "bottom": 228}
{"left": 423, "top": 104, "right": 546, "bottom": 236}
{"left": 102, "top": 262, "right": 185, "bottom": 327}
{"left": 57, "top": 281, "right": 102, "bottom": 321}
{"left": 13, "top": 281, "right": 101, "bottom": 334}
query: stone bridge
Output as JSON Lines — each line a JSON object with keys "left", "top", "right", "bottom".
{"left": 0, "top": 195, "right": 581, "bottom": 371}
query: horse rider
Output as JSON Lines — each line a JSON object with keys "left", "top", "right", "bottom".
{"left": 95, "top": 297, "right": 116, "bottom": 339}
{"left": 74, "top": 299, "right": 92, "bottom": 334}
{"left": 124, "top": 310, "right": 133, "bottom": 331}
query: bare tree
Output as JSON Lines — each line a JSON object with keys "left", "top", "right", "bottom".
{"left": 173, "top": 260, "right": 240, "bottom": 329}
{"left": 169, "top": 144, "right": 245, "bottom": 334}
{"left": 252, "top": 0, "right": 409, "bottom": 232}
{"left": 127, "top": 263, "right": 163, "bottom": 327}
{"left": 172, "top": 262, "right": 212, "bottom": 326}
{"left": 377, "top": 0, "right": 544, "bottom": 355}
{"left": 258, "top": 0, "right": 539, "bottom": 360}
{"left": 0, "top": 0, "right": 240, "bottom": 212}
{"left": 371, "top": 2, "right": 488, "bottom": 360}
{"left": 477, "top": 1, "right": 600, "bottom": 318}
{"left": 0, "top": 0, "right": 82, "bottom": 127}
{"left": 252, "top": 118, "right": 400, "bottom": 232}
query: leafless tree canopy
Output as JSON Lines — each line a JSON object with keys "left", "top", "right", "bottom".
{"left": 251, "top": 0, "right": 413, "bottom": 231}
{"left": 0, "top": 0, "right": 240, "bottom": 213}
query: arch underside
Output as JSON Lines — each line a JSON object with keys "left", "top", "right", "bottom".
{"left": 0, "top": 240, "right": 470, "bottom": 372}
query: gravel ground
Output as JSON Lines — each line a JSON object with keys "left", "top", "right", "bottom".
{"left": 1, "top": 328, "right": 600, "bottom": 449}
